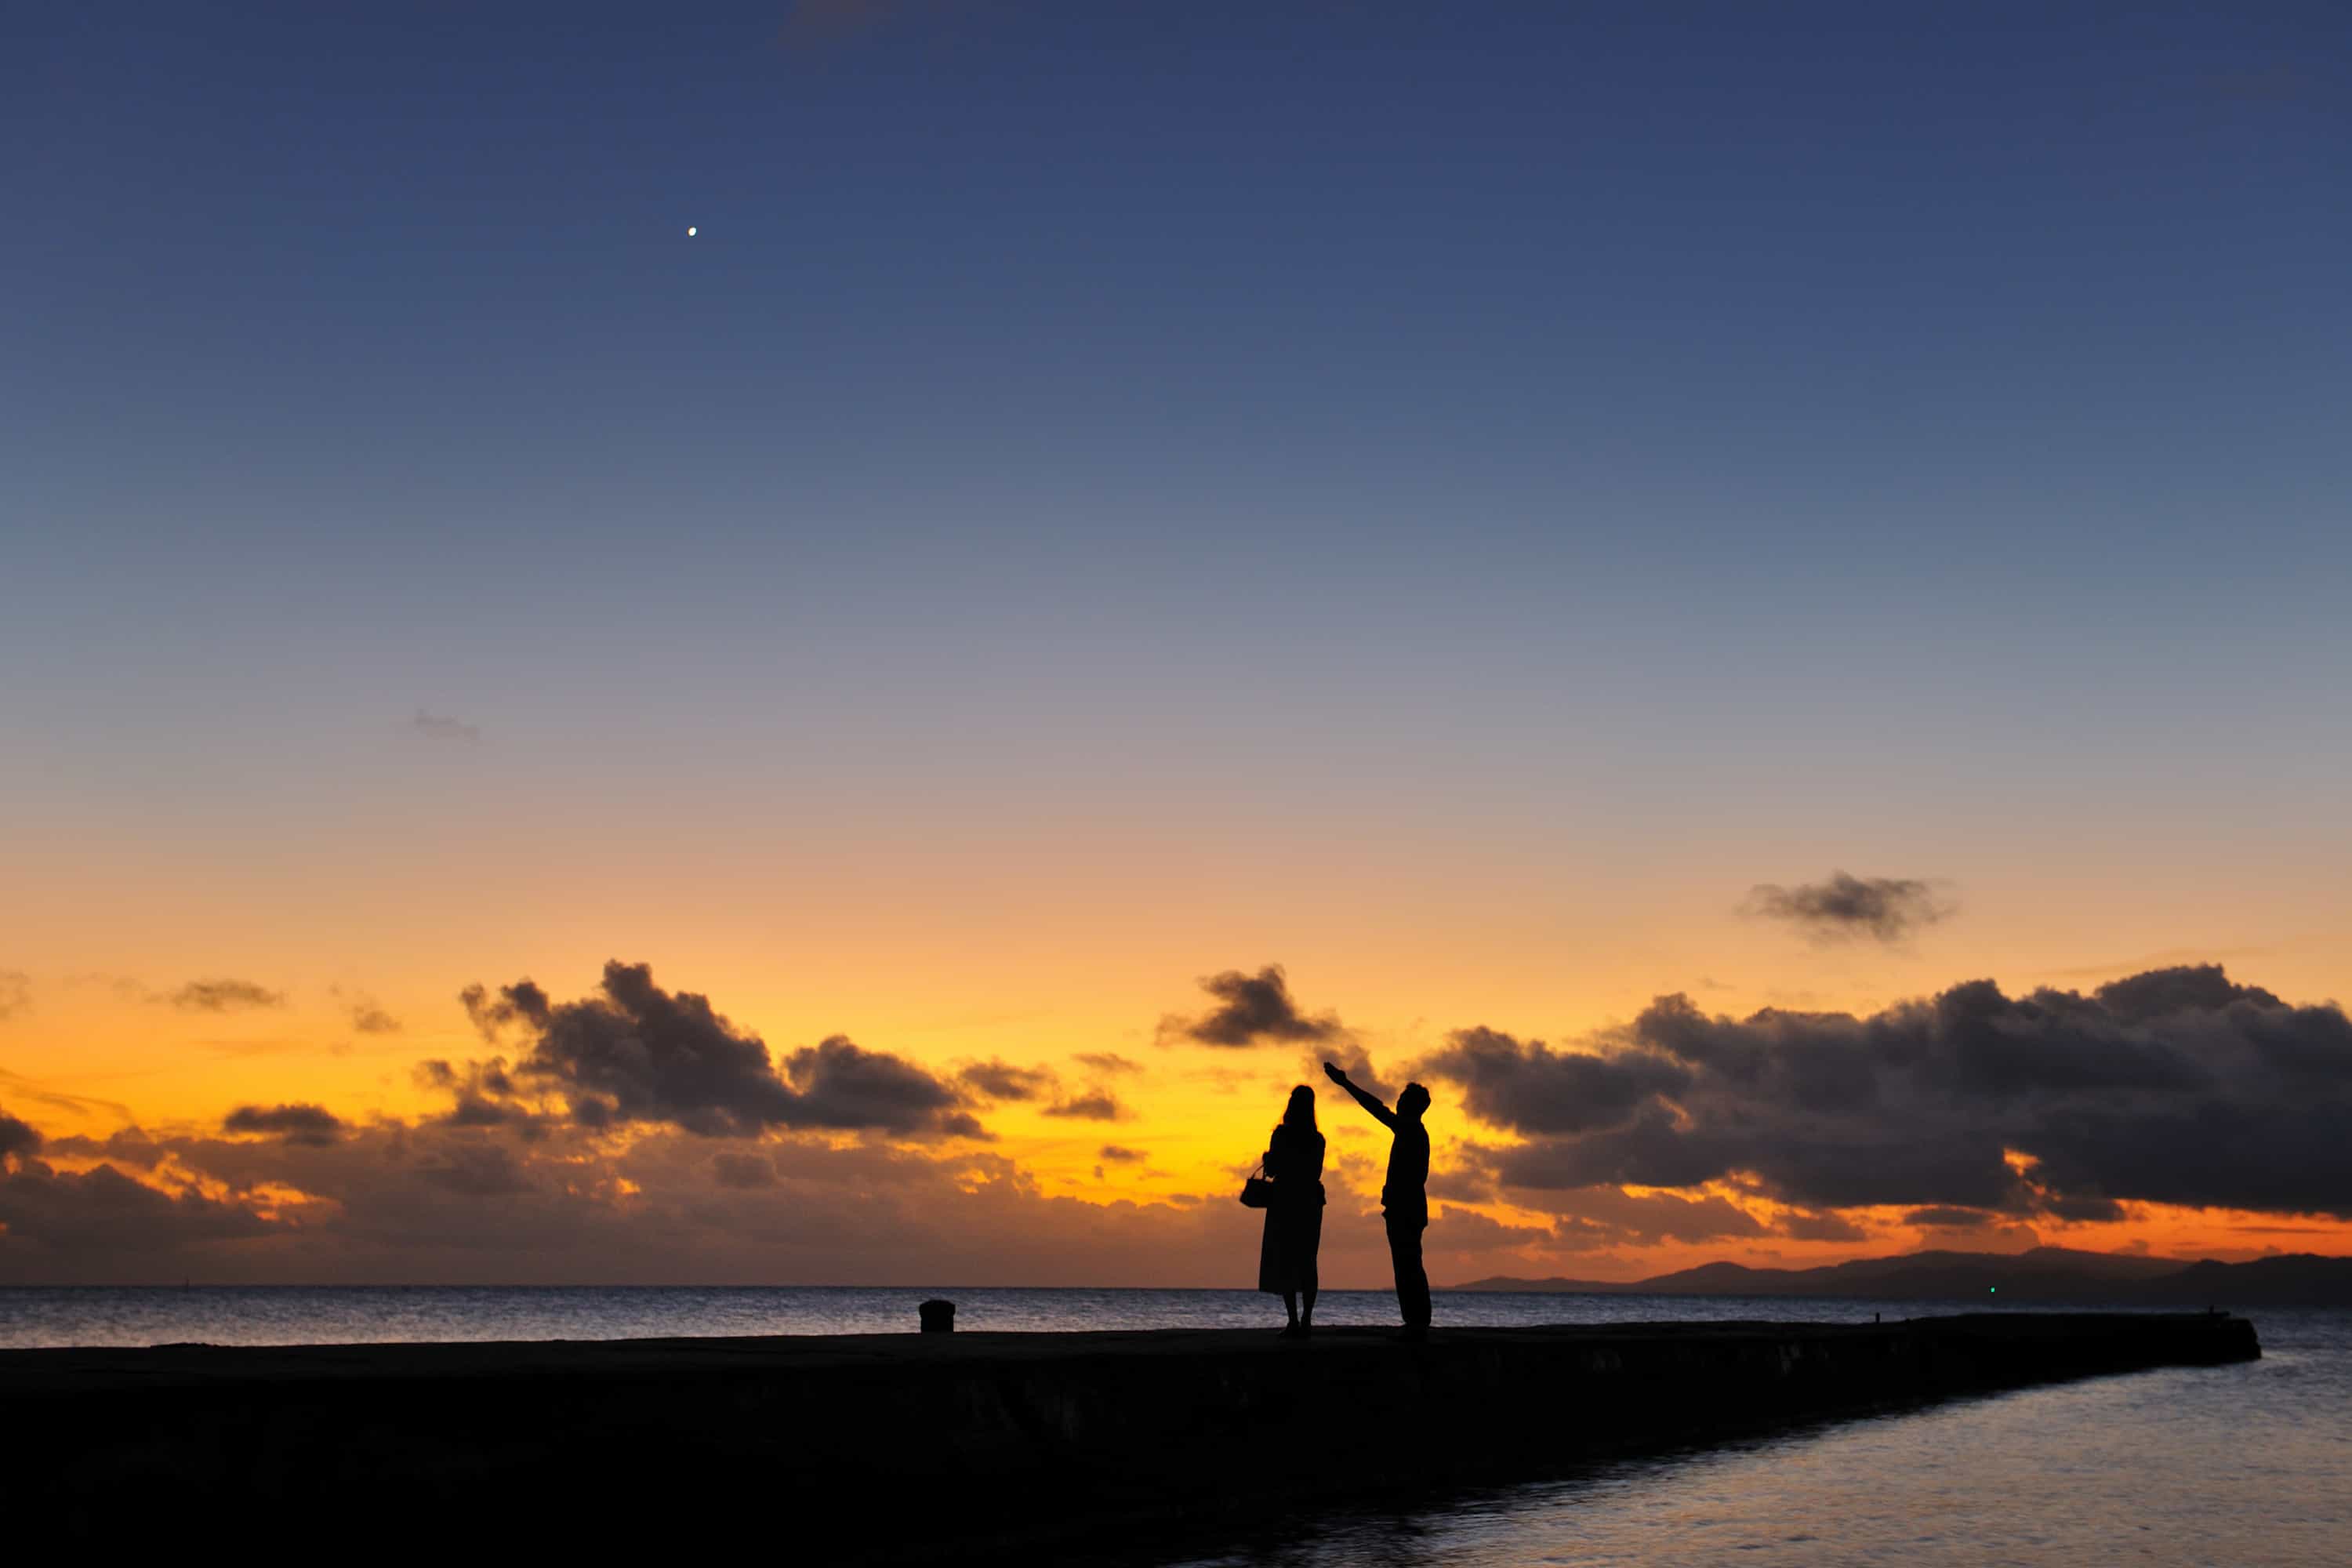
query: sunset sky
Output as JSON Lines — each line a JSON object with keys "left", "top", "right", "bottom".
{"left": 5, "top": 2, "right": 2349, "bottom": 1285}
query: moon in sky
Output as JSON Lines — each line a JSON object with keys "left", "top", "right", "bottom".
{"left": 687, "top": 226, "right": 697, "bottom": 237}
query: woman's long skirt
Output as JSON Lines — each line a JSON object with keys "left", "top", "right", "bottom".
{"left": 1257, "top": 1190, "right": 1325, "bottom": 1294}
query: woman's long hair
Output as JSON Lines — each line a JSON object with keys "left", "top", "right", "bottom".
{"left": 1276, "top": 1083, "right": 1316, "bottom": 1140}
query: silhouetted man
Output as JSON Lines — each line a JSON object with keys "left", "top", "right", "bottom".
{"left": 1324, "top": 1062, "right": 1431, "bottom": 1339}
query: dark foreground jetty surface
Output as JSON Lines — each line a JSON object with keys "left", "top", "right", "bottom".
{"left": 3, "top": 1312, "right": 2256, "bottom": 1559}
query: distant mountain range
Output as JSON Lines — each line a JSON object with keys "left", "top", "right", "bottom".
{"left": 1446, "top": 1247, "right": 2352, "bottom": 1306}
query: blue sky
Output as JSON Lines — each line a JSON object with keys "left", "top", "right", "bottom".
{"left": 5, "top": 0, "right": 2347, "bottom": 896}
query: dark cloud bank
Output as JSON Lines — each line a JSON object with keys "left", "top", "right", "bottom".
{"left": 1417, "top": 964, "right": 2352, "bottom": 1226}
{"left": 0, "top": 960, "right": 1148, "bottom": 1283}
{"left": 0, "top": 1109, "right": 39, "bottom": 1162}
{"left": 460, "top": 960, "right": 983, "bottom": 1140}
{"left": 6, "top": 960, "right": 2350, "bottom": 1283}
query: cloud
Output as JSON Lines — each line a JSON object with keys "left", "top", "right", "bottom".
{"left": 1741, "top": 871, "right": 1954, "bottom": 944}
{"left": 1426, "top": 1205, "right": 1558, "bottom": 1256}
{"left": 2033, "top": 946, "right": 2275, "bottom": 982}
{"left": 408, "top": 708, "right": 481, "bottom": 744}
{"left": 2040, "top": 1190, "right": 2125, "bottom": 1224}
{"left": 1491, "top": 1182, "right": 1769, "bottom": 1246}
{"left": 43, "top": 1127, "right": 170, "bottom": 1170}
{"left": 1313, "top": 1040, "right": 1397, "bottom": 1102}
{"left": 713, "top": 1151, "right": 777, "bottom": 1189}
{"left": 1424, "top": 964, "right": 2352, "bottom": 1220}
{"left": 0, "top": 1112, "right": 1315, "bottom": 1288}
{"left": 956, "top": 1059, "right": 1059, "bottom": 1102}
{"left": 413, "top": 1058, "right": 541, "bottom": 1134}
{"left": 346, "top": 996, "right": 401, "bottom": 1034}
{"left": 459, "top": 982, "right": 526, "bottom": 1040}
{"left": 17, "top": 959, "right": 2352, "bottom": 1287}
{"left": 1162, "top": 964, "right": 1343, "bottom": 1047}
{"left": 1041, "top": 1091, "right": 1127, "bottom": 1121}
{"left": 223, "top": 1103, "right": 346, "bottom": 1145}
{"left": 416, "top": 1142, "right": 534, "bottom": 1197}
{"left": 1073, "top": 1052, "right": 1144, "bottom": 1076}
{"left": 167, "top": 978, "right": 286, "bottom": 1012}
{"left": 786, "top": 1037, "right": 987, "bottom": 1138}
{"left": 0, "top": 971, "right": 28, "bottom": 1022}
{"left": 1416, "top": 1026, "right": 1689, "bottom": 1135}
{"left": 461, "top": 961, "right": 981, "bottom": 1140}
{"left": 1179, "top": 1064, "right": 1262, "bottom": 1096}
{"left": 2091, "top": 965, "right": 2278, "bottom": 1022}
{"left": 0, "top": 1067, "right": 133, "bottom": 1125}
{"left": 0, "top": 1105, "right": 41, "bottom": 1163}
{"left": 1425, "top": 1160, "right": 1497, "bottom": 1204}
{"left": 1776, "top": 1208, "right": 1870, "bottom": 1243}
{"left": 0, "top": 1160, "right": 278, "bottom": 1267}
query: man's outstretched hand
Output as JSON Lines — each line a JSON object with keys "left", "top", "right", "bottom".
{"left": 1324, "top": 1060, "right": 1395, "bottom": 1127}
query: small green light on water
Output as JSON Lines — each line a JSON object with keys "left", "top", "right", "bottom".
{"left": 1988, "top": 1286, "right": 1997, "bottom": 1294}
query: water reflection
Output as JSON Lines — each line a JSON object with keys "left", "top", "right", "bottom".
{"left": 1176, "top": 1309, "right": 2351, "bottom": 1568}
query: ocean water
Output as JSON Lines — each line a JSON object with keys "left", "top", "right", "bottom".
{"left": 1178, "top": 1303, "right": 2352, "bottom": 1568}
{"left": 2, "top": 1288, "right": 2341, "bottom": 1566}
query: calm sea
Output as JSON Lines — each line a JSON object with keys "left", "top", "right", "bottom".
{"left": 3, "top": 1287, "right": 2342, "bottom": 1566}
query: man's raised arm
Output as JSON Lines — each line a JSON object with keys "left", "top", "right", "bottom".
{"left": 1323, "top": 1061, "right": 1396, "bottom": 1129}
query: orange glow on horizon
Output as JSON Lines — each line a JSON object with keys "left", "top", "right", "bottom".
{"left": 5, "top": 934, "right": 2350, "bottom": 1285}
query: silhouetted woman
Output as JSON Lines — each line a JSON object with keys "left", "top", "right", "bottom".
{"left": 1258, "top": 1084, "right": 1327, "bottom": 1337}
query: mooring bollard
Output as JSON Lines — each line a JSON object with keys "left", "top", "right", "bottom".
{"left": 919, "top": 1298, "right": 956, "bottom": 1334}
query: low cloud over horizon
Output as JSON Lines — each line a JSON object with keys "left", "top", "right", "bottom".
{"left": 5, "top": 960, "right": 2350, "bottom": 1285}
{"left": 1417, "top": 965, "right": 2352, "bottom": 1230}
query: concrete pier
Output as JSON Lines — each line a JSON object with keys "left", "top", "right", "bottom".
{"left": 0, "top": 1312, "right": 2258, "bottom": 1559}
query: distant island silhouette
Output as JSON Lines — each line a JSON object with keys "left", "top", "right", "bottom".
{"left": 1448, "top": 1247, "right": 2352, "bottom": 1306}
